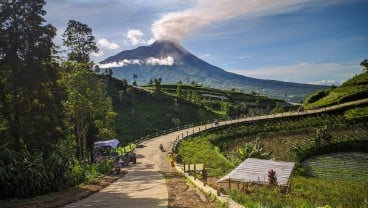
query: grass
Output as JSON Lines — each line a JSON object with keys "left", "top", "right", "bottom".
{"left": 176, "top": 104, "right": 368, "bottom": 207}
{"left": 304, "top": 72, "right": 368, "bottom": 108}
{"left": 176, "top": 135, "right": 234, "bottom": 176}
{"left": 227, "top": 175, "right": 368, "bottom": 208}
{"left": 344, "top": 106, "right": 368, "bottom": 119}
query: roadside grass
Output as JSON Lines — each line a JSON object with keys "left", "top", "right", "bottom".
{"left": 176, "top": 135, "right": 234, "bottom": 176}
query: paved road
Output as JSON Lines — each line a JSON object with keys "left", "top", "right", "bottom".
{"left": 64, "top": 136, "right": 170, "bottom": 208}
{"left": 64, "top": 98, "right": 368, "bottom": 208}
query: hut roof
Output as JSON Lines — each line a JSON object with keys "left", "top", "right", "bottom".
{"left": 217, "top": 158, "right": 295, "bottom": 186}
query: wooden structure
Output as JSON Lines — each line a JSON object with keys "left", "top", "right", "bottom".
{"left": 183, "top": 163, "right": 207, "bottom": 185}
{"left": 217, "top": 158, "right": 295, "bottom": 193}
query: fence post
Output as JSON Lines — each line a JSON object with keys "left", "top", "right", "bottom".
{"left": 194, "top": 164, "right": 197, "bottom": 180}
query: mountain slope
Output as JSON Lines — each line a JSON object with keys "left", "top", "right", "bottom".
{"left": 100, "top": 40, "right": 327, "bottom": 102}
{"left": 304, "top": 72, "right": 368, "bottom": 108}
{"left": 100, "top": 75, "right": 220, "bottom": 144}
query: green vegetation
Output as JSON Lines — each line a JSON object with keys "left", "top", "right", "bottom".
{"left": 142, "top": 84, "right": 292, "bottom": 118}
{"left": 0, "top": 1, "right": 115, "bottom": 198}
{"left": 229, "top": 177, "right": 367, "bottom": 208}
{"left": 304, "top": 72, "right": 368, "bottom": 108}
{"left": 1, "top": 1, "right": 366, "bottom": 204}
{"left": 176, "top": 135, "right": 234, "bottom": 176}
{"left": 344, "top": 106, "right": 368, "bottom": 119}
{"left": 103, "top": 76, "right": 220, "bottom": 144}
{"left": 302, "top": 152, "right": 368, "bottom": 181}
{"left": 176, "top": 104, "right": 368, "bottom": 207}
{"left": 2, "top": 0, "right": 282, "bottom": 198}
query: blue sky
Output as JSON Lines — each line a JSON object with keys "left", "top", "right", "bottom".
{"left": 45, "top": 0, "right": 368, "bottom": 85}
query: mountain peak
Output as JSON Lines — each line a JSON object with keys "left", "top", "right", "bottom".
{"left": 99, "top": 41, "right": 327, "bottom": 103}
{"left": 100, "top": 39, "right": 190, "bottom": 65}
{"left": 151, "top": 40, "right": 185, "bottom": 50}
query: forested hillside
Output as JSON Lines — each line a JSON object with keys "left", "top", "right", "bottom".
{"left": 101, "top": 76, "right": 219, "bottom": 144}
{"left": 0, "top": 1, "right": 115, "bottom": 198}
{"left": 100, "top": 76, "right": 291, "bottom": 144}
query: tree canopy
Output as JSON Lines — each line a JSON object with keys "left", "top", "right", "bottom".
{"left": 0, "top": 1, "right": 116, "bottom": 198}
{"left": 360, "top": 59, "right": 368, "bottom": 72}
{"left": 62, "top": 19, "right": 98, "bottom": 64}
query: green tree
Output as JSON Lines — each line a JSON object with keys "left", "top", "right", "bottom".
{"left": 360, "top": 59, "right": 368, "bottom": 73}
{"left": 62, "top": 19, "right": 98, "bottom": 64}
{"left": 93, "top": 65, "right": 100, "bottom": 74}
{"left": 176, "top": 84, "right": 182, "bottom": 98}
{"left": 105, "top": 67, "right": 113, "bottom": 76}
{"left": 61, "top": 62, "right": 116, "bottom": 162}
{"left": 0, "top": 0, "right": 56, "bottom": 66}
{"left": 133, "top": 73, "right": 138, "bottom": 85}
{"left": 154, "top": 78, "right": 162, "bottom": 92}
{"left": 272, "top": 103, "right": 284, "bottom": 114}
{"left": 237, "top": 138, "right": 271, "bottom": 161}
{"left": 0, "top": 0, "right": 74, "bottom": 198}
{"left": 0, "top": 0, "right": 66, "bottom": 154}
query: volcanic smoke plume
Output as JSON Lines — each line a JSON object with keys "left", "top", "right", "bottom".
{"left": 151, "top": 0, "right": 315, "bottom": 42}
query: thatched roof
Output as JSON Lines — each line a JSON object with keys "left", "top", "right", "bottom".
{"left": 218, "top": 158, "right": 295, "bottom": 186}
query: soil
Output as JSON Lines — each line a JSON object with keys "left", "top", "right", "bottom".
{"left": 158, "top": 156, "right": 218, "bottom": 208}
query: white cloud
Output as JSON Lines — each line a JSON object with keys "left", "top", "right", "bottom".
{"left": 91, "top": 50, "right": 104, "bottom": 57}
{"left": 146, "top": 38, "right": 156, "bottom": 45}
{"left": 146, "top": 56, "right": 174, "bottom": 66}
{"left": 237, "top": 55, "right": 252, "bottom": 59}
{"left": 311, "top": 80, "right": 342, "bottom": 86}
{"left": 228, "top": 62, "right": 361, "bottom": 85}
{"left": 126, "top": 29, "right": 157, "bottom": 46}
{"left": 127, "top": 29, "right": 144, "bottom": 45}
{"left": 97, "top": 38, "right": 120, "bottom": 50}
{"left": 99, "top": 56, "right": 174, "bottom": 68}
{"left": 152, "top": 0, "right": 322, "bottom": 42}
{"left": 200, "top": 53, "right": 211, "bottom": 59}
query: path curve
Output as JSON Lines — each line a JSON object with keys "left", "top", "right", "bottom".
{"left": 64, "top": 98, "right": 368, "bottom": 208}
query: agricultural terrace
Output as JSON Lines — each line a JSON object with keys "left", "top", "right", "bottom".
{"left": 175, "top": 104, "right": 368, "bottom": 208}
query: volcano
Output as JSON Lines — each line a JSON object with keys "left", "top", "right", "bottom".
{"left": 99, "top": 40, "right": 327, "bottom": 102}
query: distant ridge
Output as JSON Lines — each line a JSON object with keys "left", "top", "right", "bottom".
{"left": 100, "top": 40, "right": 328, "bottom": 102}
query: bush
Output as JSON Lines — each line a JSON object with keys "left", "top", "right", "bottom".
{"left": 304, "top": 89, "right": 330, "bottom": 105}
{"left": 97, "top": 159, "right": 114, "bottom": 174}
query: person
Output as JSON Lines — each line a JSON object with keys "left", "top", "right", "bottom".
{"left": 114, "top": 157, "right": 123, "bottom": 174}
{"left": 159, "top": 144, "right": 165, "bottom": 152}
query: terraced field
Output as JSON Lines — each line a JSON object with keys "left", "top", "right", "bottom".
{"left": 302, "top": 152, "right": 368, "bottom": 181}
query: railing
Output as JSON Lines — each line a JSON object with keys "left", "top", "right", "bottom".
{"left": 134, "top": 98, "right": 368, "bottom": 151}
